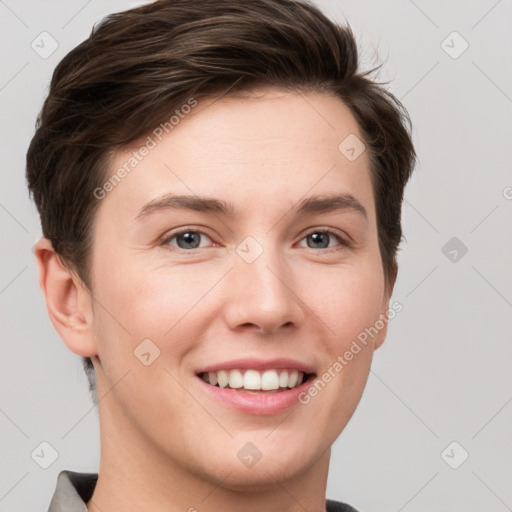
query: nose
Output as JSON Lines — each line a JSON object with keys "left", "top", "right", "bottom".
{"left": 222, "top": 242, "right": 304, "bottom": 335}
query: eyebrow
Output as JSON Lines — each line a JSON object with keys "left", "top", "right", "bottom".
{"left": 134, "top": 192, "right": 368, "bottom": 223}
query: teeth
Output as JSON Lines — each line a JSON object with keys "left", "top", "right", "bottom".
{"left": 229, "top": 369, "right": 244, "bottom": 389}
{"left": 261, "top": 370, "right": 279, "bottom": 390}
{"left": 244, "top": 369, "right": 262, "bottom": 390}
{"left": 288, "top": 369, "right": 298, "bottom": 388}
{"left": 217, "top": 370, "right": 229, "bottom": 388}
{"left": 201, "top": 368, "right": 307, "bottom": 390}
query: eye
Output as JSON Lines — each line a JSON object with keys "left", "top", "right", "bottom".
{"left": 298, "top": 229, "right": 348, "bottom": 250}
{"left": 161, "top": 227, "right": 349, "bottom": 252}
{"left": 162, "top": 228, "right": 214, "bottom": 250}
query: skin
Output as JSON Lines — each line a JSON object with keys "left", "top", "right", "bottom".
{"left": 35, "top": 88, "right": 396, "bottom": 512}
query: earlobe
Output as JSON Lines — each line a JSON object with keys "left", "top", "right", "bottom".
{"left": 33, "top": 237, "right": 97, "bottom": 358}
{"left": 374, "top": 274, "right": 396, "bottom": 352}
{"left": 373, "top": 321, "right": 388, "bottom": 351}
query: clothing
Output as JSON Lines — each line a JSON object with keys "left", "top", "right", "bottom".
{"left": 48, "top": 470, "right": 360, "bottom": 512}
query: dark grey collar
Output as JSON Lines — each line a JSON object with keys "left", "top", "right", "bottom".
{"left": 48, "top": 470, "right": 97, "bottom": 512}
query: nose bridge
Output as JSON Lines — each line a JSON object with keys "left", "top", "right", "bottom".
{"left": 224, "top": 235, "right": 301, "bottom": 333}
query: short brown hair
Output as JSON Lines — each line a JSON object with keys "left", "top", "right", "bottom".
{"left": 26, "top": 0, "right": 415, "bottom": 403}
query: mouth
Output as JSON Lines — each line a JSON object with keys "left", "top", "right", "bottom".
{"left": 193, "top": 358, "right": 318, "bottom": 414}
{"left": 196, "top": 368, "right": 316, "bottom": 393}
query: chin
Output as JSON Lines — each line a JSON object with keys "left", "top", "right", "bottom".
{"left": 204, "top": 442, "right": 318, "bottom": 491}
{"left": 216, "top": 461, "right": 308, "bottom": 492}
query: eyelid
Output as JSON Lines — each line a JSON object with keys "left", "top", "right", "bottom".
{"left": 160, "top": 226, "right": 216, "bottom": 248}
{"left": 298, "top": 227, "right": 351, "bottom": 249}
{"left": 160, "top": 226, "right": 351, "bottom": 251}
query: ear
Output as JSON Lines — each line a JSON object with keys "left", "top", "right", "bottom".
{"left": 373, "top": 260, "right": 398, "bottom": 352}
{"left": 33, "top": 237, "right": 98, "bottom": 358}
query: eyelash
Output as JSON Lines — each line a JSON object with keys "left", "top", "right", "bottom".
{"left": 160, "top": 227, "right": 350, "bottom": 252}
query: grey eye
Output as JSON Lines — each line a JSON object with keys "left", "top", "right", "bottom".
{"left": 306, "top": 232, "right": 331, "bottom": 248}
{"left": 165, "top": 229, "right": 213, "bottom": 250}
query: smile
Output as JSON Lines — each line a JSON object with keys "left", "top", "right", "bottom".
{"left": 198, "top": 368, "right": 312, "bottom": 393}
{"left": 195, "top": 369, "right": 317, "bottom": 415}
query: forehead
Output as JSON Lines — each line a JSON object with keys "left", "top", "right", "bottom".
{"left": 99, "top": 88, "right": 374, "bottom": 224}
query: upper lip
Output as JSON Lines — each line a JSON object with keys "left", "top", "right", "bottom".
{"left": 195, "top": 358, "right": 316, "bottom": 375}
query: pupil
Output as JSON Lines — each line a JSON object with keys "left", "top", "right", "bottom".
{"left": 178, "top": 232, "right": 200, "bottom": 249}
{"left": 308, "top": 232, "right": 328, "bottom": 248}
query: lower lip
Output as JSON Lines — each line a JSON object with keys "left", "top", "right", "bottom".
{"left": 195, "top": 374, "right": 315, "bottom": 415}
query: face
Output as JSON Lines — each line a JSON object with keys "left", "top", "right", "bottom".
{"left": 87, "top": 88, "right": 391, "bottom": 489}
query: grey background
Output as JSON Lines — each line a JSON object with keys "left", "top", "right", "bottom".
{"left": 1, "top": 1, "right": 511, "bottom": 511}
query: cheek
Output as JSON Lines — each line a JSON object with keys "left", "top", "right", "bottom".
{"left": 93, "top": 252, "right": 223, "bottom": 344}
{"left": 309, "top": 259, "right": 385, "bottom": 344}
{"left": 295, "top": 263, "right": 383, "bottom": 447}
{"left": 92, "top": 231, "right": 385, "bottom": 354}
